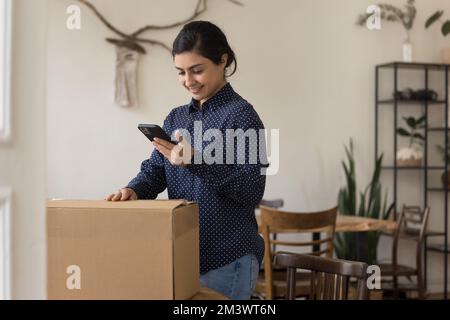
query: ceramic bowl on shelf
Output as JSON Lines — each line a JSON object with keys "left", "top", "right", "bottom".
{"left": 396, "top": 147, "right": 423, "bottom": 167}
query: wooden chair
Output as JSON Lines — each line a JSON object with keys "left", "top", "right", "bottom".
{"left": 256, "top": 199, "right": 284, "bottom": 253}
{"left": 378, "top": 205, "right": 430, "bottom": 299}
{"left": 274, "top": 252, "right": 368, "bottom": 300}
{"left": 253, "top": 205, "right": 338, "bottom": 300}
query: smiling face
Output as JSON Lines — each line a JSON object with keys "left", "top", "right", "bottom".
{"left": 174, "top": 51, "right": 228, "bottom": 106}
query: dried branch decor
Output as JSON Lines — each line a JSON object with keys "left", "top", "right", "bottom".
{"left": 75, "top": 0, "right": 243, "bottom": 107}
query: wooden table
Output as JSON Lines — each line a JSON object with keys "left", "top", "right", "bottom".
{"left": 333, "top": 215, "right": 396, "bottom": 232}
{"left": 256, "top": 214, "right": 397, "bottom": 233}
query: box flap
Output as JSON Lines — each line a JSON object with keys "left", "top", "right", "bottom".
{"left": 47, "top": 199, "right": 193, "bottom": 211}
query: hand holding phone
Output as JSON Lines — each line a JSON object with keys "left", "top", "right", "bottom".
{"left": 144, "top": 126, "right": 193, "bottom": 167}
{"left": 138, "top": 124, "right": 173, "bottom": 143}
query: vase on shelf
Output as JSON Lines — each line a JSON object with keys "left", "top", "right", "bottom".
{"left": 402, "top": 34, "right": 413, "bottom": 63}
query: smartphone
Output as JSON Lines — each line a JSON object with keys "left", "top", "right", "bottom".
{"left": 138, "top": 124, "right": 173, "bottom": 143}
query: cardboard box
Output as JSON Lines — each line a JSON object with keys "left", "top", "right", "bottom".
{"left": 47, "top": 199, "right": 199, "bottom": 300}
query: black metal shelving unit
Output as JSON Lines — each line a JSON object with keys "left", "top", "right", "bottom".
{"left": 375, "top": 61, "right": 450, "bottom": 299}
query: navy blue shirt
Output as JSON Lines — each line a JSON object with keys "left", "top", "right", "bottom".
{"left": 126, "top": 83, "right": 267, "bottom": 274}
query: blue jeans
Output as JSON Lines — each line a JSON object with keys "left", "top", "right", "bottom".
{"left": 200, "top": 254, "right": 260, "bottom": 300}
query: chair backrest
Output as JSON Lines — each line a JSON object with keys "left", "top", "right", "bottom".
{"left": 257, "top": 199, "right": 284, "bottom": 253}
{"left": 259, "top": 205, "right": 338, "bottom": 299}
{"left": 274, "top": 252, "right": 368, "bottom": 300}
{"left": 392, "top": 205, "right": 430, "bottom": 270}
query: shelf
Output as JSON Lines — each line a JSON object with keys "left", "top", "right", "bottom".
{"left": 376, "top": 61, "right": 450, "bottom": 298}
{"left": 427, "top": 188, "right": 450, "bottom": 192}
{"left": 425, "top": 231, "right": 446, "bottom": 238}
{"left": 377, "top": 61, "right": 450, "bottom": 71}
{"left": 377, "top": 99, "right": 446, "bottom": 105}
{"left": 381, "top": 166, "right": 446, "bottom": 170}
{"left": 427, "top": 243, "right": 450, "bottom": 254}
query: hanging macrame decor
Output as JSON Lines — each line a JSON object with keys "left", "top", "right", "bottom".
{"left": 114, "top": 46, "right": 139, "bottom": 108}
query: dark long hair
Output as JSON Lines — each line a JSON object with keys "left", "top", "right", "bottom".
{"left": 172, "top": 21, "right": 237, "bottom": 77}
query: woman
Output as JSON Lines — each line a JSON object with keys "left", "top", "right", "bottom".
{"left": 106, "top": 21, "right": 267, "bottom": 300}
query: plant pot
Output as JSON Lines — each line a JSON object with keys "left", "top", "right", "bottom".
{"left": 441, "top": 171, "right": 450, "bottom": 189}
{"left": 441, "top": 47, "right": 450, "bottom": 64}
{"left": 396, "top": 158, "right": 422, "bottom": 167}
{"left": 396, "top": 148, "right": 423, "bottom": 167}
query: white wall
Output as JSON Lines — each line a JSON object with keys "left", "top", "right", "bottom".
{"left": 42, "top": 0, "right": 450, "bottom": 296}
{"left": 0, "top": 0, "right": 47, "bottom": 299}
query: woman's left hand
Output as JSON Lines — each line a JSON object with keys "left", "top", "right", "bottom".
{"left": 152, "top": 130, "right": 193, "bottom": 167}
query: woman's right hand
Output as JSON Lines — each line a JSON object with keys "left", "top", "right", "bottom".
{"left": 105, "top": 188, "right": 138, "bottom": 201}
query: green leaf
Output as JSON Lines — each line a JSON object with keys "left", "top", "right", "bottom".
{"left": 405, "top": 116, "right": 416, "bottom": 128}
{"left": 366, "top": 155, "right": 383, "bottom": 219}
{"left": 358, "top": 189, "right": 367, "bottom": 217}
{"left": 436, "top": 145, "right": 445, "bottom": 154}
{"left": 369, "top": 186, "right": 381, "bottom": 219}
{"left": 338, "top": 190, "right": 347, "bottom": 215}
{"left": 383, "top": 202, "right": 395, "bottom": 220}
{"left": 442, "top": 20, "right": 450, "bottom": 36}
{"left": 413, "top": 133, "right": 425, "bottom": 141}
{"left": 436, "top": 145, "right": 448, "bottom": 162}
{"left": 338, "top": 140, "right": 357, "bottom": 217}
{"left": 416, "top": 115, "right": 426, "bottom": 125}
{"left": 397, "top": 128, "right": 411, "bottom": 137}
{"left": 425, "top": 10, "right": 444, "bottom": 29}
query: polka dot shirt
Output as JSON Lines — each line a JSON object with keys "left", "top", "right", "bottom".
{"left": 126, "top": 83, "right": 267, "bottom": 274}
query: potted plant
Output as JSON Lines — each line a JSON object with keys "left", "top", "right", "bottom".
{"left": 425, "top": 10, "right": 450, "bottom": 63}
{"left": 396, "top": 115, "right": 425, "bottom": 167}
{"left": 335, "top": 139, "right": 394, "bottom": 265}
{"left": 356, "top": 0, "right": 417, "bottom": 62}
{"left": 436, "top": 135, "right": 450, "bottom": 189}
